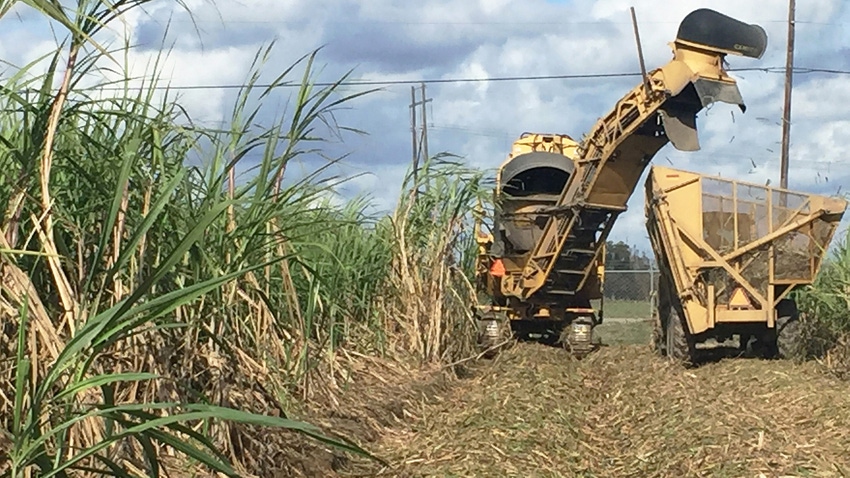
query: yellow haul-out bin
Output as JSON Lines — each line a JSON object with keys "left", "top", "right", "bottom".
{"left": 645, "top": 165, "right": 847, "bottom": 363}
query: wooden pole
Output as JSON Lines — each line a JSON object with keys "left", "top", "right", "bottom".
{"left": 780, "top": 0, "right": 795, "bottom": 189}
{"left": 410, "top": 86, "right": 418, "bottom": 186}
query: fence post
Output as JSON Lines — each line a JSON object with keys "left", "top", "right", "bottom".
{"left": 649, "top": 263, "right": 656, "bottom": 319}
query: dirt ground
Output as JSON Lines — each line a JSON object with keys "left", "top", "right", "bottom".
{"left": 284, "top": 319, "right": 850, "bottom": 478}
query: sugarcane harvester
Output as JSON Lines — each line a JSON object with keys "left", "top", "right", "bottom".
{"left": 473, "top": 8, "right": 768, "bottom": 358}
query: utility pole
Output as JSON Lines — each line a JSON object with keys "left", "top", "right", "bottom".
{"left": 410, "top": 86, "right": 418, "bottom": 185}
{"left": 408, "top": 82, "right": 432, "bottom": 192}
{"left": 780, "top": 0, "right": 795, "bottom": 190}
{"left": 420, "top": 83, "right": 430, "bottom": 167}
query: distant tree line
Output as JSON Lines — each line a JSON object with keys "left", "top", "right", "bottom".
{"left": 605, "top": 240, "right": 654, "bottom": 270}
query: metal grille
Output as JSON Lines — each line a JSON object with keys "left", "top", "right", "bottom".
{"left": 600, "top": 270, "right": 660, "bottom": 319}
{"left": 701, "top": 176, "right": 825, "bottom": 298}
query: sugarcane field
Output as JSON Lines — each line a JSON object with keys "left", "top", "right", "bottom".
{"left": 2, "top": 1, "right": 850, "bottom": 477}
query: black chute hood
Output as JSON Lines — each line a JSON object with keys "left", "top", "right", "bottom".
{"left": 658, "top": 9, "right": 768, "bottom": 151}
{"left": 676, "top": 8, "right": 768, "bottom": 59}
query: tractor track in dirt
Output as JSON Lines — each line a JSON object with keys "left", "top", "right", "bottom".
{"left": 281, "top": 322, "right": 850, "bottom": 478}
{"left": 344, "top": 352, "right": 850, "bottom": 476}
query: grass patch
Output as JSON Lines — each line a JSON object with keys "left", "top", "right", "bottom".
{"left": 598, "top": 299, "right": 653, "bottom": 320}
{"left": 595, "top": 319, "right": 652, "bottom": 346}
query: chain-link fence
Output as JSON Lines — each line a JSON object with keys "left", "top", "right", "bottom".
{"left": 600, "top": 270, "right": 660, "bottom": 319}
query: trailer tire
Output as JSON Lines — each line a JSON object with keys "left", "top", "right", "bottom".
{"left": 653, "top": 272, "right": 671, "bottom": 355}
{"left": 775, "top": 300, "right": 802, "bottom": 360}
{"left": 651, "top": 295, "right": 666, "bottom": 355}
{"left": 651, "top": 314, "right": 664, "bottom": 354}
{"left": 666, "top": 306, "right": 693, "bottom": 365}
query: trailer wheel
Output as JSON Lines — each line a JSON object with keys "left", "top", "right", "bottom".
{"left": 651, "top": 302, "right": 665, "bottom": 355}
{"left": 666, "top": 306, "right": 693, "bottom": 364}
{"left": 775, "top": 299, "right": 802, "bottom": 360}
{"left": 653, "top": 273, "right": 671, "bottom": 355}
{"left": 650, "top": 313, "right": 664, "bottom": 354}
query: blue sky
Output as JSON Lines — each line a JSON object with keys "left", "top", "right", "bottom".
{"left": 2, "top": 0, "right": 849, "bottom": 255}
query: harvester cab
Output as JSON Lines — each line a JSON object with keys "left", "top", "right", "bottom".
{"left": 473, "top": 8, "right": 768, "bottom": 358}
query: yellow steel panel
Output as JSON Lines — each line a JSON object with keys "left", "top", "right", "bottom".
{"left": 684, "top": 300, "right": 709, "bottom": 334}
{"left": 652, "top": 167, "right": 705, "bottom": 272}
{"left": 715, "top": 309, "right": 770, "bottom": 323}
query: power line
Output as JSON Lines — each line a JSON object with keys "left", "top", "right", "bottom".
{"left": 139, "top": 18, "right": 849, "bottom": 26}
{"left": 94, "top": 71, "right": 644, "bottom": 91}
{"left": 78, "top": 66, "right": 850, "bottom": 92}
